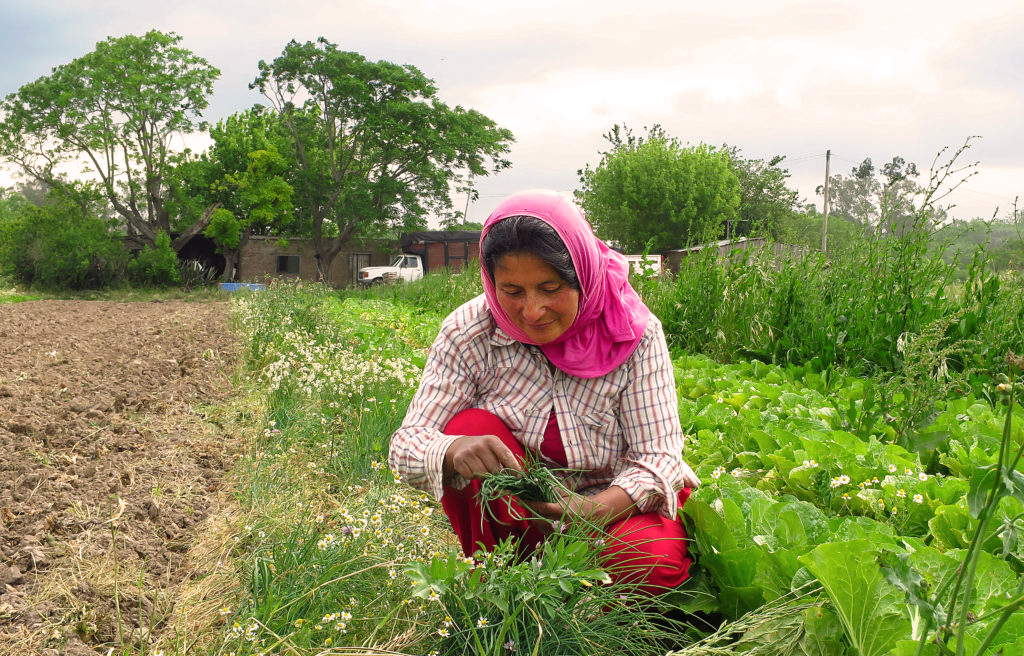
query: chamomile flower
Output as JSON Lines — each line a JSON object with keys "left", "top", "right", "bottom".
{"left": 830, "top": 474, "right": 851, "bottom": 488}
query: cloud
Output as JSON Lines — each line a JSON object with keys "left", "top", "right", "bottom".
{"left": 1, "top": 0, "right": 1021, "bottom": 222}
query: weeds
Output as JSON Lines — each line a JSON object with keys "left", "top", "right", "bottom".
{"left": 901, "top": 353, "right": 1024, "bottom": 656}
{"left": 408, "top": 532, "right": 692, "bottom": 656}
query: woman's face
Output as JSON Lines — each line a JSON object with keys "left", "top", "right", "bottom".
{"left": 493, "top": 252, "right": 580, "bottom": 344}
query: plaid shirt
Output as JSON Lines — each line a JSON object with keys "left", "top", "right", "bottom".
{"left": 389, "top": 294, "right": 698, "bottom": 517}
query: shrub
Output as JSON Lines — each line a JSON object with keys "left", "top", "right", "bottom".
{"left": 0, "top": 197, "right": 127, "bottom": 290}
{"left": 128, "top": 231, "right": 181, "bottom": 286}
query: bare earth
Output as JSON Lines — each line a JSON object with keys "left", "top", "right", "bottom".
{"left": 0, "top": 300, "right": 239, "bottom": 655}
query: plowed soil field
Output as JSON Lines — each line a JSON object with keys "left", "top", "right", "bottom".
{"left": 0, "top": 300, "right": 239, "bottom": 655}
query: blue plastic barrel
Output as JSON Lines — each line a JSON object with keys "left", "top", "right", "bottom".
{"left": 218, "top": 283, "right": 267, "bottom": 292}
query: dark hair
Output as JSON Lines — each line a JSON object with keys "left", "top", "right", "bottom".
{"left": 481, "top": 216, "right": 580, "bottom": 289}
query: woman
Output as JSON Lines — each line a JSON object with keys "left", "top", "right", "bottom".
{"left": 388, "top": 190, "right": 699, "bottom": 593}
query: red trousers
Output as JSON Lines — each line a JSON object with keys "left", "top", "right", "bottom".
{"left": 440, "top": 408, "right": 691, "bottom": 595}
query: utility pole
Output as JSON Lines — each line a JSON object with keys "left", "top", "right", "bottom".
{"left": 463, "top": 180, "right": 473, "bottom": 225}
{"left": 821, "top": 149, "right": 831, "bottom": 254}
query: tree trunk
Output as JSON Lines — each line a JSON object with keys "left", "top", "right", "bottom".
{"left": 312, "top": 217, "right": 358, "bottom": 285}
{"left": 221, "top": 248, "right": 239, "bottom": 282}
{"left": 172, "top": 203, "right": 221, "bottom": 252}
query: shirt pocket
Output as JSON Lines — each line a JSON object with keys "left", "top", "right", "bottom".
{"left": 478, "top": 346, "right": 523, "bottom": 396}
{"left": 576, "top": 409, "right": 621, "bottom": 470}
{"left": 477, "top": 346, "right": 550, "bottom": 438}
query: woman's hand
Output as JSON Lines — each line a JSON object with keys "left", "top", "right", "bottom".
{"left": 443, "top": 434, "right": 521, "bottom": 482}
{"left": 523, "top": 485, "right": 637, "bottom": 530}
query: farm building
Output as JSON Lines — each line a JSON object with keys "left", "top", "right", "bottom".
{"left": 236, "top": 231, "right": 482, "bottom": 287}
{"left": 236, "top": 236, "right": 393, "bottom": 287}
{"left": 398, "top": 230, "right": 480, "bottom": 273}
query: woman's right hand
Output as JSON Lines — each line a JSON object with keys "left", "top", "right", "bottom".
{"left": 443, "top": 434, "right": 521, "bottom": 482}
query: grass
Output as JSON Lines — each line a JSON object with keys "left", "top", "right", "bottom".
{"left": 0, "top": 282, "right": 230, "bottom": 304}
{"left": 0, "top": 289, "right": 43, "bottom": 303}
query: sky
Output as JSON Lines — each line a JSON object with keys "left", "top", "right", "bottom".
{"left": 1, "top": 0, "right": 1022, "bottom": 225}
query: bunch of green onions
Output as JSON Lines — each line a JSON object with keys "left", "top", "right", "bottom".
{"left": 477, "top": 459, "right": 565, "bottom": 505}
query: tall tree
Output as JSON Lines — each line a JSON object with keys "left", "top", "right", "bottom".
{"left": 170, "top": 107, "right": 296, "bottom": 281}
{"left": 722, "top": 146, "right": 801, "bottom": 241}
{"left": 250, "top": 38, "right": 514, "bottom": 281}
{"left": 818, "top": 155, "right": 940, "bottom": 237}
{"left": 576, "top": 124, "right": 740, "bottom": 252}
{"left": 0, "top": 30, "right": 221, "bottom": 252}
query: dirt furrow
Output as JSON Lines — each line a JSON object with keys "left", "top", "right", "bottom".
{"left": 0, "top": 300, "right": 240, "bottom": 655}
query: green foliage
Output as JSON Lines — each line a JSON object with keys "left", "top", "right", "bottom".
{"left": 779, "top": 208, "right": 868, "bottom": 254}
{"left": 577, "top": 124, "right": 740, "bottom": 251}
{"left": 174, "top": 107, "right": 297, "bottom": 281}
{"left": 935, "top": 219, "right": 1024, "bottom": 276}
{"left": 407, "top": 534, "right": 686, "bottom": 656}
{"left": 339, "top": 258, "right": 485, "bottom": 317}
{"left": 651, "top": 246, "right": 727, "bottom": 355}
{"left": 224, "top": 283, "right": 451, "bottom": 654}
{"left": 0, "top": 192, "right": 127, "bottom": 290}
{"left": 251, "top": 38, "right": 513, "bottom": 280}
{"left": 799, "top": 540, "right": 911, "bottom": 656}
{"left": 128, "top": 231, "right": 181, "bottom": 287}
{"left": 0, "top": 30, "right": 220, "bottom": 252}
{"left": 678, "top": 353, "right": 1024, "bottom": 655}
{"left": 821, "top": 154, "right": 942, "bottom": 237}
{"left": 478, "top": 458, "right": 566, "bottom": 505}
{"left": 204, "top": 208, "right": 243, "bottom": 250}
{"left": 640, "top": 180, "right": 1022, "bottom": 391}
{"left": 224, "top": 278, "right": 1024, "bottom": 655}
{"left": 224, "top": 472, "right": 447, "bottom": 655}
{"left": 722, "top": 146, "right": 802, "bottom": 241}
{"left": 177, "top": 259, "right": 219, "bottom": 290}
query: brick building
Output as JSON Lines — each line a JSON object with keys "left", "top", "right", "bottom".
{"left": 398, "top": 231, "right": 480, "bottom": 273}
{"left": 237, "top": 236, "right": 394, "bottom": 288}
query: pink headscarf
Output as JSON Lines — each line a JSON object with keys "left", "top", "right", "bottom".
{"left": 480, "top": 190, "right": 650, "bottom": 378}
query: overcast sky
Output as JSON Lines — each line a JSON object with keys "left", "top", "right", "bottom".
{"left": 2, "top": 0, "right": 1022, "bottom": 224}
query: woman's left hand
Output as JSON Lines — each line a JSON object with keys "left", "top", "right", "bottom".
{"left": 522, "top": 485, "right": 637, "bottom": 531}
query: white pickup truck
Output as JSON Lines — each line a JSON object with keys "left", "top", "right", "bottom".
{"left": 357, "top": 254, "right": 424, "bottom": 286}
